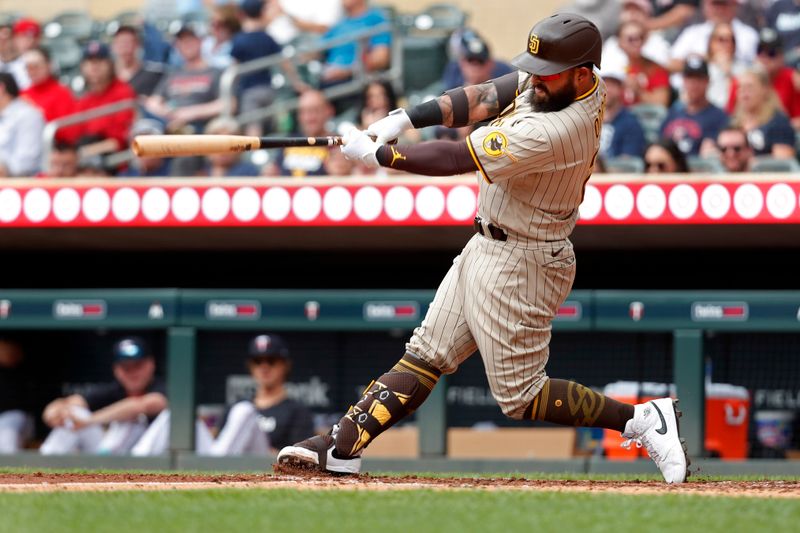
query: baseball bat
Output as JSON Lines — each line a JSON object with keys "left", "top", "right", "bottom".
{"left": 131, "top": 135, "right": 344, "bottom": 158}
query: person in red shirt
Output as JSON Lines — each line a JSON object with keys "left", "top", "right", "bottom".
{"left": 20, "top": 47, "right": 75, "bottom": 124}
{"left": 617, "top": 20, "right": 671, "bottom": 107}
{"left": 72, "top": 41, "right": 136, "bottom": 155}
{"left": 754, "top": 28, "right": 800, "bottom": 129}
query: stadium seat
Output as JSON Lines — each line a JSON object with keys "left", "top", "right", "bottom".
{"left": 0, "top": 11, "right": 23, "bottom": 26}
{"left": 43, "top": 11, "right": 94, "bottom": 42}
{"left": 402, "top": 35, "right": 449, "bottom": 92}
{"left": 604, "top": 156, "right": 645, "bottom": 174}
{"left": 46, "top": 37, "right": 83, "bottom": 76}
{"left": 688, "top": 155, "right": 726, "bottom": 174}
{"left": 750, "top": 156, "right": 800, "bottom": 173}
{"left": 418, "top": 4, "right": 468, "bottom": 31}
{"left": 630, "top": 103, "right": 667, "bottom": 144}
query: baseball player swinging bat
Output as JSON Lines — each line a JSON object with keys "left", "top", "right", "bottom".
{"left": 131, "top": 135, "right": 344, "bottom": 158}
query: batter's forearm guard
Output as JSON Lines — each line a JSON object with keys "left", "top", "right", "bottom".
{"left": 335, "top": 353, "right": 441, "bottom": 457}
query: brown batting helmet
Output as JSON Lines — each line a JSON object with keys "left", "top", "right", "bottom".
{"left": 511, "top": 13, "right": 602, "bottom": 76}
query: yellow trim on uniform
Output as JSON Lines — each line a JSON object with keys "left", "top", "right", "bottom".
{"left": 575, "top": 74, "right": 599, "bottom": 102}
{"left": 397, "top": 359, "right": 440, "bottom": 383}
{"left": 465, "top": 136, "right": 492, "bottom": 184}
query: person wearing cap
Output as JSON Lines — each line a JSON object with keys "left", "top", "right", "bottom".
{"left": 3, "top": 18, "right": 42, "bottom": 90}
{"left": 753, "top": 29, "right": 800, "bottom": 129}
{"left": 599, "top": 68, "right": 647, "bottom": 159}
{"left": 111, "top": 25, "right": 165, "bottom": 98}
{"left": 602, "top": 0, "right": 671, "bottom": 72}
{"left": 669, "top": 0, "right": 759, "bottom": 74}
{"left": 40, "top": 337, "right": 167, "bottom": 455}
{"left": 66, "top": 40, "right": 136, "bottom": 162}
{"left": 442, "top": 29, "right": 514, "bottom": 91}
{"left": 660, "top": 55, "right": 729, "bottom": 155}
{"left": 281, "top": 13, "right": 690, "bottom": 485}
{"left": 20, "top": 47, "right": 75, "bottom": 127}
{"left": 118, "top": 119, "right": 172, "bottom": 177}
{"left": 197, "top": 334, "right": 314, "bottom": 455}
{"left": 0, "top": 72, "right": 44, "bottom": 177}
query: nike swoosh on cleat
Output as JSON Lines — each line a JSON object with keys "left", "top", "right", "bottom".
{"left": 652, "top": 402, "right": 668, "bottom": 435}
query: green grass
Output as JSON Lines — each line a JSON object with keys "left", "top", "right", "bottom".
{"left": 1, "top": 488, "right": 798, "bottom": 533}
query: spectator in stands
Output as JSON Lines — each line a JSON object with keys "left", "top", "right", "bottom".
{"left": 705, "top": 22, "right": 747, "bottom": 111}
{"left": 602, "top": 0, "right": 671, "bottom": 72}
{"left": 442, "top": 29, "right": 514, "bottom": 91}
{"left": 615, "top": 20, "right": 671, "bottom": 107}
{"left": 0, "top": 25, "right": 23, "bottom": 91}
{"left": 713, "top": 126, "right": 755, "bottom": 172}
{"left": 203, "top": 4, "right": 241, "bottom": 70}
{"left": 264, "top": 90, "right": 334, "bottom": 177}
{"left": 145, "top": 22, "right": 224, "bottom": 176}
{"left": 0, "top": 339, "right": 34, "bottom": 454}
{"left": 0, "top": 72, "right": 44, "bottom": 177}
{"left": 660, "top": 56, "right": 729, "bottom": 155}
{"left": 20, "top": 47, "right": 75, "bottom": 126}
{"left": 145, "top": 22, "right": 224, "bottom": 135}
{"left": 266, "top": 0, "right": 344, "bottom": 45}
{"left": 72, "top": 41, "right": 136, "bottom": 159}
{"left": 766, "top": 0, "right": 800, "bottom": 60}
{"left": 6, "top": 18, "right": 41, "bottom": 90}
{"left": 231, "top": 0, "right": 283, "bottom": 137}
{"left": 200, "top": 118, "right": 260, "bottom": 177}
{"left": 319, "top": 0, "right": 391, "bottom": 86}
{"left": 644, "top": 139, "right": 690, "bottom": 173}
{"left": 646, "top": 0, "right": 699, "bottom": 34}
{"left": 40, "top": 142, "right": 79, "bottom": 178}
{"left": 118, "top": 119, "right": 172, "bottom": 178}
{"left": 670, "top": 0, "right": 759, "bottom": 73}
{"left": 730, "top": 67, "right": 796, "bottom": 158}
{"left": 111, "top": 25, "right": 165, "bottom": 98}
{"left": 600, "top": 69, "right": 647, "bottom": 159}
{"left": 40, "top": 337, "right": 167, "bottom": 455}
{"left": 754, "top": 29, "right": 800, "bottom": 128}
{"left": 358, "top": 80, "right": 398, "bottom": 128}
{"left": 197, "top": 334, "right": 314, "bottom": 455}
{"left": 323, "top": 146, "right": 356, "bottom": 176}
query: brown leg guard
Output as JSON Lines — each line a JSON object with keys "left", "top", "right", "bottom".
{"left": 334, "top": 353, "right": 441, "bottom": 457}
{"left": 524, "top": 378, "right": 635, "bottom": 432}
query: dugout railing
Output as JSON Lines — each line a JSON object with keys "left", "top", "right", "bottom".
{"left": 0, "top": 289, "right": 799, "bottom": 475}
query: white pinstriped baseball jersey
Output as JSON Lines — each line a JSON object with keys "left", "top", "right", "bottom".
{"left": 468, "top": 71, "right": 606, "bottom": 245}
{"left": 406, "top": 72, "right": 606, "bottom": 418}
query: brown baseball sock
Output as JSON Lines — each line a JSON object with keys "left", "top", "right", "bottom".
{"left": 334, "top": 353, "right": 441, "bottom": 457}
{"left": 524, "top": 378, "right": 634, "bottom": 432}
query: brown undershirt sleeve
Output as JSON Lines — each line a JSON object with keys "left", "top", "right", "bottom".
{"left": 375, "top": 140, "right": 478, "bottom": 176}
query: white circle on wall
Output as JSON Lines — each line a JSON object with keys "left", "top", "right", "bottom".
{"left": 636, "top": 184, "right": 667, "bottom": 220}
{"left": 52, "top": 188, "right": 81, "bottom": 222}
{"left": 111, "top": 188, "right": 140, "bottom": 223}
{"left": 172, "top": 187, "right": 201, "bottom": 222}
{"left": 292, "top": 187, "right": 322, "bottom": 222}
{"left": 578, "top": 185, "right": 602, "bottom": 220}
{"left": 0, "top": 189, "right": 22, "bottom": 223}
{"left": 700, "top": 183, "right": 731, "bottom": 220}
{"left": 668, "top": 184, "right": 699, "bottom": 219}
{"left": 201, "top": 187, "right": 231, "bottom": 222}
{"left": 141, "top": 188, "right": 170, "bottom": 222}
{"left": 263, "top": 187, "right": 291, "bottom": 221}
{"left": 765, "top": 183, "right": 795, "bottom": 219}
{"left": 732, "top": 184, "right": 763, "bottom": 220}
{"left": 604, "top": 184, "right": 635, "bottom": 220}
{"left": 323, "top": 186, "right": 353, "bottom": 221}
{"left": 353, "top": 186, "right": 383, "bottom": 221}
{"left": 231, "top": 187, "right": 261, "bottom": 222}
{"left": 384, "top": 186, "right": 414, "bottom": 221}
{"left": 82, "top": 188, "right": 111, "bottom": 223}
{"left": 23, "top": 188, "right": 51, "bottom": 223}
{"left": 446, "top": 185, "right": 477, "bottom": 220}
{"left": 415, "top": 186, "right": 446, "bottom": 221}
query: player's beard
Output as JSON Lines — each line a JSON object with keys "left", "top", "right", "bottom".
{"left": 530, "top": 73, "right": 578, "bottom": 113}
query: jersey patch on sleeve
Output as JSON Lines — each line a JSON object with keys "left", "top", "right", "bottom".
{"left": 482, "top": 131, "right": 509, "bottom": 157}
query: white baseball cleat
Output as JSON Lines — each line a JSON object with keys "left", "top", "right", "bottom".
{"left": 276, "top": 426, "right": 361, "bottom": 475}
{"left": 621, "top": 398, "right": 690, "bottom": 484}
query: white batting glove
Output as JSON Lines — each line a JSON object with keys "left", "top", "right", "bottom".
{"left": 341, "top": 128, "right": 381, "bottom": 168}
{"left": 366, "top": 108, "right": 413, "bottom": 144}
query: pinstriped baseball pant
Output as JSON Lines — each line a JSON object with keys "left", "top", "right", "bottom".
{"left": 406, "top": 233, "right": 576, "bottom": 419}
